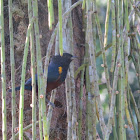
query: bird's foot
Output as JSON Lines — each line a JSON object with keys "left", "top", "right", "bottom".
{"left": 45, "top": 98, "right": 55, "bottom": 108}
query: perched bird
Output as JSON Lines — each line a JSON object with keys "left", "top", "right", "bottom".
{"left": 9, "top": 53, "right": 76, "bottom": 93}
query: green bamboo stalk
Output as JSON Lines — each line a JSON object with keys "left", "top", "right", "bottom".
{"left": 32, "top": 0, "right": 48, "bottom": 139}
{"left": 63, "top": 1, "right": 73, "bottom": 139}
{"left": 104, "top": 48, "right": 121, "bottom": 140}
{"left": 0, "top": 0, "right": 7, "bottom": 139}
{"left": 58, "top": 0, "right": 63, "bottom": 56}
{"left": 124, "top": 0, "right": 132, "bottom": 132}
{"left": 65, "top": 72, "right": 72, "bottom": 140}
{"left": 85, "top": 44, "right": 94, "bottom": 140}
{"left": 129, "top": 86, "right": 140, "bottom": 138}
{"left": 127, "top": 89, "right": 139, "bottom": 140}
{"left": 135, "top": 35, "right": 140, "bottom": 85}
{"left": 118, "top": 1, "right": 126, "bottom": 139}
{"left": 63, "top": 0, "right": 77, "bottom": 138}
{"left": 104, "top": 0, "right": 111, "bottom": 49}
{"left": 110, "top": 0, "right": 116, "bottom": 73}
{"left": 131, "top": 37, "right": 140, "bottom": 86}
{"left": 78, "top": 65, "right": 85, "bottom": 140}
{"left": 45, "top": 29, "right": 59, "bottom": 139}
{"left": 125, "top": 97, "right": 133, "bottom": 129}
{"left": 94, "top": 1, "right": 112, "bottom": 96}
{"left": 47, "top": 0, "right": 54, "bottom": 30}
{"left": 112, "top": 114, "right": 118, "bottom": 140}
{"left": 117, "top": 70, "right": 124, "bottom": 140}
{"left": 43, "top": 22, "right": 58, "bottom": 140}
{"left": 86, "top": 0, "right": 106, "bottom": 137}
{"left": 67, "top": 10, "right": 78, "bottom": 139}
{"left": 32, "top": 0, "right": 44, "bottom": 139}
{"left": 82, "top": 0, "right": 86, "bottom": 10}
{"left": 85, "top": 62, "right": 94, "bottom": 140}
{"left": 70, "top": 63, "right": 78, "bottom": 140}
{"left": 46, "top": 90, "right": 56, "bottom": 138}
{"left": 70, "top": 23, "right": 78, "bottom": 140}
{"left": 28, "top": 0, "right": 36, "bottom": 139}
{"left": 124, "top": 0, "right": 129, "bottom": 108}
{"left": 96, "top": 43, "right": 112, "bottom": 57}
{"left": 89, "top": 66, "right": 97, "bottom": 140}
{"left": 9, "top": 0, "right": 16, "bottom": 139}
{"left": 91, "top": 1, "right": 97, "bottom": 139}
{"left": 19, "top": 18, "right": 35, "bottom": 140}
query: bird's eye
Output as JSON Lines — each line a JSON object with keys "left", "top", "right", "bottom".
{"left": 58, "top": 67, "right": 63, "bottom": 74}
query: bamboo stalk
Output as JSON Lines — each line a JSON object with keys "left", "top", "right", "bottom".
{"left": 63, "top": 1, "right": 73, "bottom": 139}
{"left": 85, "top": 68, "right": 89, "bottom": 140}
{"left": 47, "top": 0, "right": 54, "bottom": 30}
{"left": 19, "top": 18, "right": 35, "bottom": 140}
{"left": 86, "top": 0, "right": 106, "bottom": 137}
{"left": 129, "top": 86, "right": 140, "bottom": 138}
{"left": 0, "top": 0, "right": 7, "bottom": 139}
{"left": 110, "top": 0, "right": 116, "bottom": 73}
{"left": 89, "top": 65, "right": 97, "bottom": 140}
{"left": 9, "top": 0, "right": 16, "bottom": 139}
{"left": 124, "top": 0, "right": 132, "bottom": 132}
{"left": 65, "top": 72, "right": 72, "bottom": 140}
{"left": 94, "top": 1, "right": 112, "bottom": 97}
{"left": 78, "top": 65, "right": 85, "bottom": 140}
{"left": 127, "top": 89, "right": 139, "bottom": 140}
{"left": 117, "top": 70, "right": 124, "bottom": 140}
{"left": 70, "top": 63, "right": 78, "bottom": 140}
{"left": 104, "top": 48, "right": 121, "bottom": 140}
{"left": 45, "top": 29, "right": 59, "bottom": 139}
{"left": 28, "top": 0, "right": 36, "bottom": 139}
{"left": 58, "top": 0, "right": 63, "bottom": 56}
{"left": 82, "top": 0, "right": 86, "bottom": 10}
{"left": 32, "top": 0, "right": 45, "bottom": 139}
{"left": 70, "top": 23, "right": 78, "bottom": 140}
{"left": 85, "top": 62, "right": 94, "bottom": 140}
{"left": 104, "top": 0, "right": 111, "bottom": 49}
{"left": 46, "top": 90, "right": 56, "bottom": 138}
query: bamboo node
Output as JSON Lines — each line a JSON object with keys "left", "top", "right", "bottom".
{"left": 14, "top": 127, "right": 19, "bottom": 133}
{"left": 40, "top": 94, "right": 44, "bottom": 98}
{"left": 124, "top": 124, "right": 128, "bottom": 128}
{"left": 30, "top": 104, "right": 33, "bottom": 107}
{"left": 115, "top": 91, "right": 119, "bottom": 94}
{"left": 132, "top": 5, "right": 136, "bottom": 8}
{"left": 117, "top": 34, "right": 120, "bottom": 38}
{"left": 101, "top": 64, "right": 104, "bottom": 67}
{"left": 117, "top": 63, "right": 121, "bottom": 67}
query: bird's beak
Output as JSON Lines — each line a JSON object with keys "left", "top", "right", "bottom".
{"left": 71, "top": 56, "right": 78, "bottom": 60}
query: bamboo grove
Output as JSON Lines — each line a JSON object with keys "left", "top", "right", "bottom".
{"left": 0, "top": 0, "right": 140, "bottom": 140}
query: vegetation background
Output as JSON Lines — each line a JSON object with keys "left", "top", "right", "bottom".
{"left": 0, "top": 0, "right": 140, "bottom": 140}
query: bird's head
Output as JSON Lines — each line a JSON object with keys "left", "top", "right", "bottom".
{"left": 51, "top": 53, "right": 76, "bottom": 68}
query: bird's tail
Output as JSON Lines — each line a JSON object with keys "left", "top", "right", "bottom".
{"left": 8, "top": 86, "right": 20, "bottom": 92}
{"left": 8, "top": 85, "right": 32, "bottom": 92}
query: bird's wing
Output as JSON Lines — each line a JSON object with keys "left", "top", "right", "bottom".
{"left": 47, "top": 64, "right": 60, "bottom": 83}
{"left": 25, "top": 77, "right": 32, "bottom": 85}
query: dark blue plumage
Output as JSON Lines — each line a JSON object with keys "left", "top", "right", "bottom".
{"left": 9, "top": 53, "right": 75, "bottom": 93}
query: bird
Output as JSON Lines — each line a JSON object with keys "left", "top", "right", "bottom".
{"left": 9, "top": 53, "right": 76, "bottom": 93}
